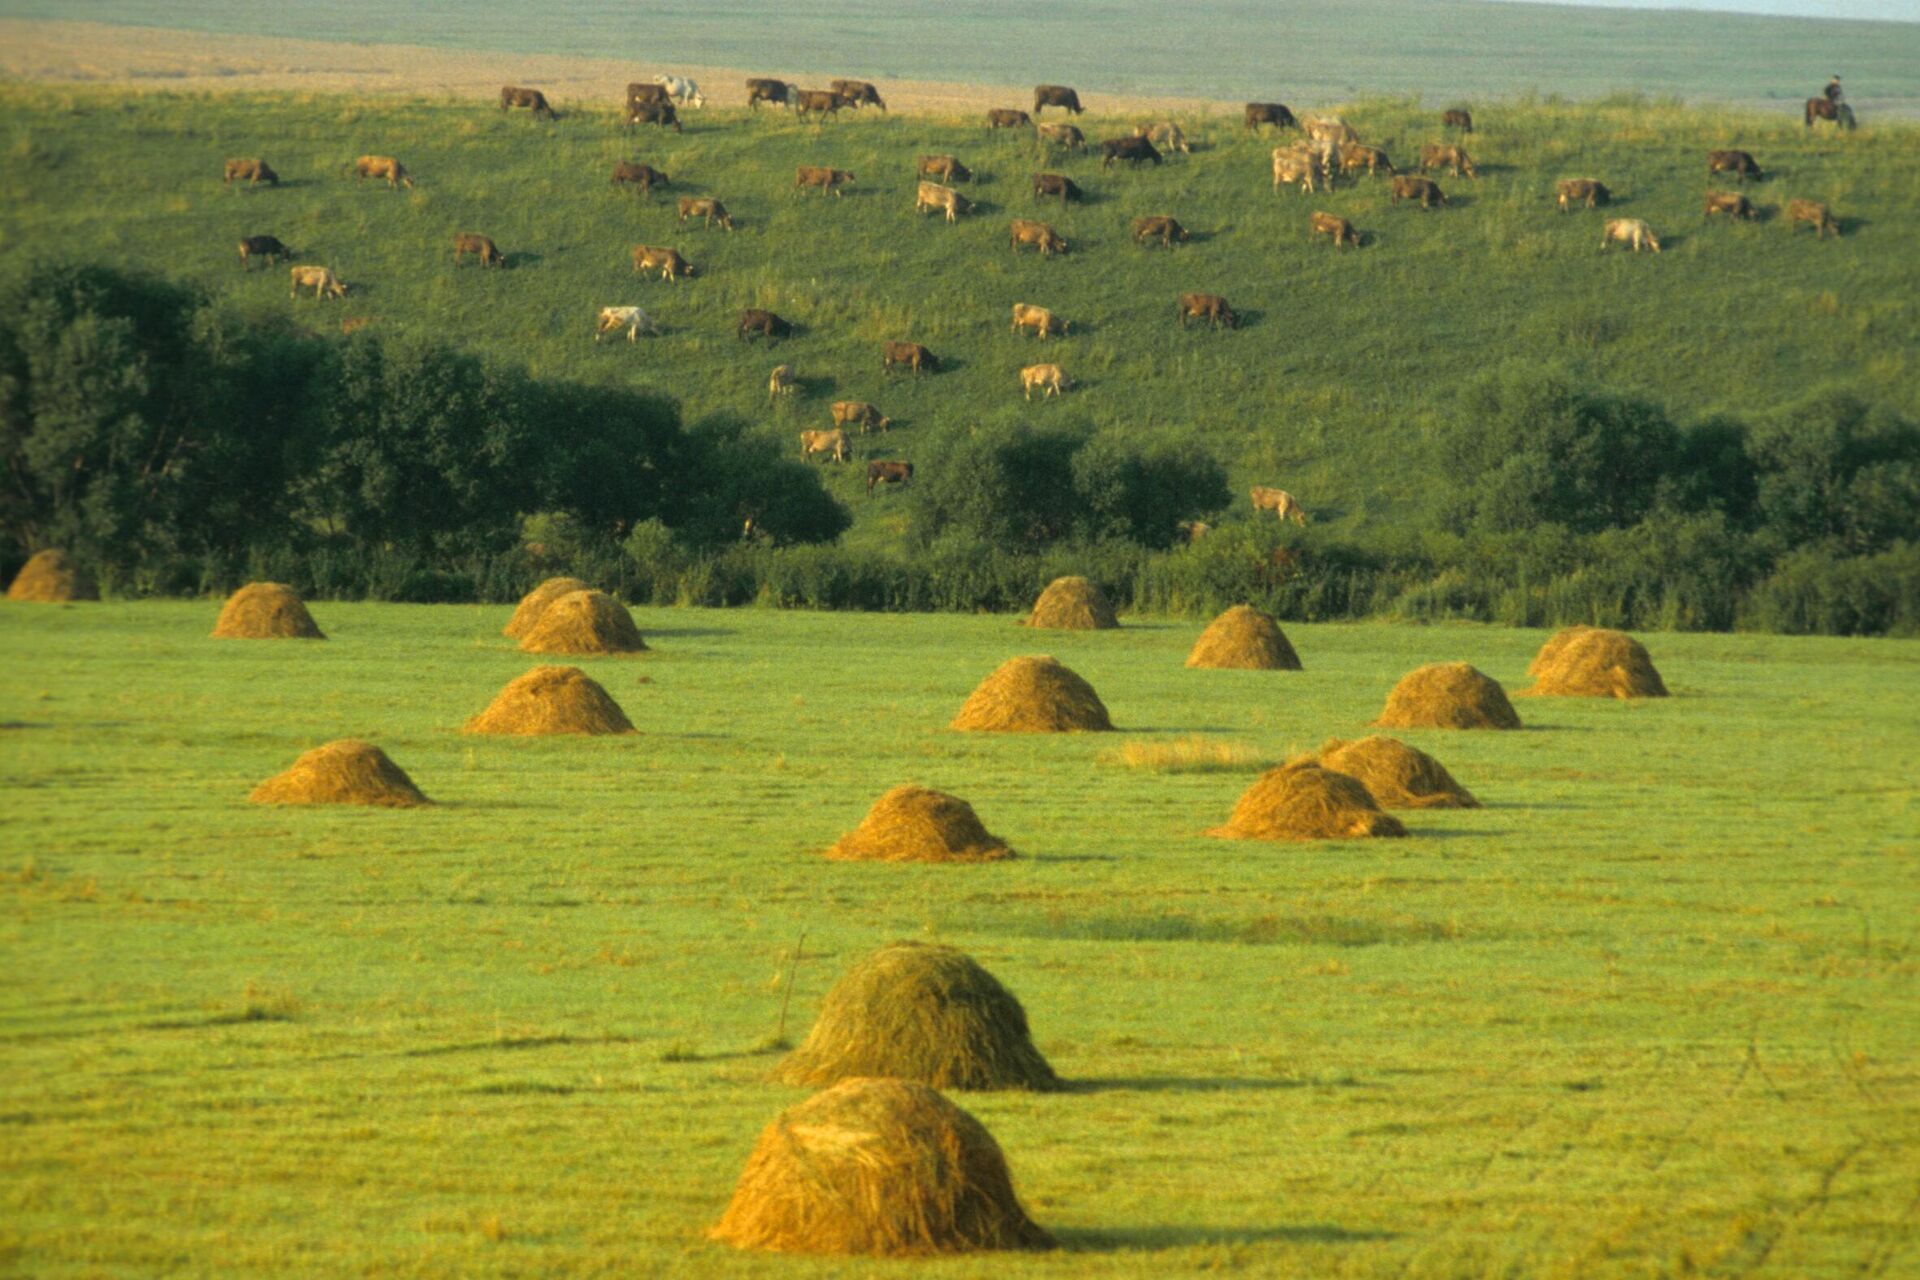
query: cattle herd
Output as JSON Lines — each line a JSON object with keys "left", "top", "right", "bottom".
{"left": 220, "top": 74, "right": 1856, "bottom": 523}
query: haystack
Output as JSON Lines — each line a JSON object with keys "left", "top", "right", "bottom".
{"left": 1025, "top": 576, "right": 1118, "bottom": 630}
{"left": 1300, "top": 736, "right": 1477, "bottom": 809}
{"left": 951, "top": 656, "right": 1113, "bottom": 733}
{"left": 517, "top": 589, "right": 648, "bottom": 656}
{"left": 463, "top": 665, "right": 634, "bottom": 735}
{"left": 6, "top": 549, "right": 98, "bottom": 603}
{"left": 825, "top": 786, "right": 1015, "bottom": 863}
{"left": 502, "top": 576, "right": 590, "bottom": 638}
{"left": 249, "top": 740, "right": 430, "bottom": 807}
{"left": 1185, "top": 604, "right": 1302, "bottom": 670}
{"left": 1375, "top": 662, "right": 1520, "bottom": 730}
{"left": 775, "top": 942, "right": 1058, "bottom": 1090}
{"left": 1523, "top": 627, "right": 1669, "bottom": 699}
{"left": 1208, "top": 762, "right": 1407, "bottom": 841}
{"left": 710, "top": 1077, "right": 1055, "bottom": 1257}
{"left": 211, "top": 582, "right": 324, "bottom": 639}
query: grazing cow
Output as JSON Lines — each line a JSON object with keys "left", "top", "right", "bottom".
{"left": 1443, "top": 108, "right": 1474, "bottom": 132}
{"left": 289, "top": 265, "right": 348, "bottom": 299}
{"left": 1787, "top": 198, "right": 1840, "bottom": 238}
{"left": 1391, "top": 175, "right": 1447, "bottom": 208}
{"left": 1310, "top": 210, "right": 1360, "bottom": 247}
{"left": 1009, "top": 219, "right": 1068, "bottom": 256}
{"left": 1245, "top": 102, "right": 1297, "bottom": 131}
{"left": 1135, "top": 121, "right": 1191, "bottom": 154}
{"left": 1021, "top": 363, "right": 1069, "bottom": 399}
{"left": 989, "top": 108, "right": 1034, "bottom": 131}
{"left": 453, "top": 232, "right": 505, "bottom": 267}
{"left": 1601, "top": 218, "right": 1661, "bottom": 253}
{"left": 1708, "top": 149, "right": 1762, "bottom": 182}
{"left": 1272, "top": 150, "right": 1318, "bottom": 193}
{"left": 1804, "top": 98, "right": 1855, "bottom": 130}
{"left": 1177, "top": 293, "right": 1238, "bottom": 329}
{"left": 1556, "top": 178, "right": 1610, "bottom": 211}
{"left": 1102, "top": 135, "right": 1162, "bottom": 168}
{"left": 1340, "top": 145, "right": 1395, "bottom": 176}
{"left": 1011, "top": 302, "right": 1068, "bottom": 339}
{"left": 654, "top": 75, "right": 705, "bottom": 108}
{"left": 915, "top": 181, "right": 974, "bottom": 221}
{"left": 355, "top": 155, "right": 414, "bottom": 189}
{"left": 631, "top": 245, "right": 693, "bottom": 280}
{"left": 626, "top": 102, "right": 682, "bottom": 132}
{"left": 595, "top": 305, "right": 659, "bottom": 341}
{"left": 882, "top": 341, "right": 935, "bottom": 374}
{"left": 768, "top": 364, "right": 797, "bottom": 400}
{"left": 612, "top": 162, "right": 668, "bottom": 195}
{"left": 1032, "top": 172, "right": 1083, "bottom": 204}
{"left": 500, "top": 86, "right": 556, "bottom": 118}
{"left": 1177, "top": 520, "right": 1211, "bottom": 544}
{"left": 747, "top": 77, "right": 794, "bottom": 110}
{"left": 1250, "top": 486, "right": 1307, "bottom": 525}
{"left": 866, "top": 460, "right": 913, "bottom": 496}
{"left": 627, "top": 82, "right": 671, "bottom": 108}
{"left": 1038, "top": 122, "right": 1087, "bottom": 151}
{"left": 830, "top": 79, "right": 885, "bottom": 110}
{"left": 223, "top": 158, "right": 279, "bottom": 187}
{"left": 794, "top": 89, "right": 843, "bottom": 119}
{"left": 1133, "top": 215, "right": 1190, "bottom": 247}
{"left": 832, "top": 401, "right": 891, "bottom": 434}
{"left": 1419, "top": 143, "right": 1477, "bottom": 178}
{"left": 1703, "top": 190, "right": 1757, "bottom": 221}
{"left": 918, "top": 154, "right": 973, "bottom": 183}
{"left": 678, "top": 197, "right": 735, "bottom": 230}
{"left": 800, "top": 429, "right": 851, "bottom": 463}
{"left": 1034, "top": 85, "right": 1084, "bottom": 115}
{"left": 737, "top": 309, "right": 793, "bottom": 342}
{"left": 1305, "top": 116, "right": 1359, "bottom": 145}
{"left": 237, "top": 234, "right": 290, "bottom": 267}
{"left": 795, "top": 165, "right": 855, "bottom": 195}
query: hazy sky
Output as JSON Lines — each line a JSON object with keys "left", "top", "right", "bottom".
{"left": 1493, "top": 0, "right": 1918, "bottom": 17}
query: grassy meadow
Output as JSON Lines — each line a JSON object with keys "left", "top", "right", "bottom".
{"left": 1, "top": 87, "right": 1916, "bottom": 551}
{"left": 1, "top": 600, "right": 1916, "bottom": 1276}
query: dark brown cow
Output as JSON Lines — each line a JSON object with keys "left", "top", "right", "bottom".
{"left": 1009, "top": 219, "right": 1068, "bottom": 256}
{"left": 500, "top": 86, "right": 556, "bottom": 118}
{"left": 1034, "top": 85, "right": 1084, "bottom": 115}
{"left": 1708, "top": 149, "right": 1763, "bottom": 182}
{"left": 1339, "top": 145, "right": 1395, "bottom": 176}
{"left": 627, "top": 82, "right": 670, "bottom": 108}
{"left": 882, "top": 341, "right": 936, "bottom": 374}
{"left": 1443, "top": 108, "right": 1474, "bottom": 132}
{"left": 746, "top": 77, "right": 793, "bottom": 110}
{"left": 831, "top": 79, "right": 886, "bottom": 110}
{"left": 626, "top": 101, "right": 682, "bottom": 132}
{"left": 918, "top": 154, "right": 973, "bottom": 183}
{"left": 1038, "top": 122, "right": 1087, "bottom": 151}
{"left": 866, "top": 460, "right": 913, "bottom": 495}
{"left": 237, "top": 235, "right": 289, "bottom": 267}
{"left": 1391, "top": 175, "right": 1447, "bottom": 208}
{"left": 1244, "top": 102, "right": 1297, "bottom": 131}
{"left": 988, "top": 108, "right": 1034, "bottom": 130}
{"left": 1133, "top": 215, "right": 1190, "bottom": 247}
{"left": 794, "top": 89, "right": 843, "bottom": 119}
{"left": 354, "top": 155, "right": 413, "bottom": 189}
{"left": 612, "top": 162, "right": 668, "bottom": 195}
{"left": 1555, "top": 178, "right": 1610, "bottom": 211}
{"left": 631, "top": 245, "right": 694, "bottom": 280}
{"left": 1787, "top": 198, "right": 1840, "bottom": 238}
{"left": 223, "top": 158, "right": 279, "bottom": 187}
{"left": 1102, "top": 135, "right": 1162, "bottom": 168}
{"left": 678, "top": 197, "right": 735, "bottom": 230}
{"left": 737, "top": 309, "right": 793, "bottom": 342}
{"left": 1309, "top": 211, "right": 1359, "bottom": 247}
{"left": 1703, "top": 190, "right": 1757, "bottom": 221}
{"left": 1419, "top": 143, "right": 1477, "bottom": 178}
{"left": 1177, "top": 293, "right": 1238, "bottom": 329}
{"left": 1032, "top": 172, "right": 1083, "bottom": 204}
{"left": 453, "top": 232, "right": 505, "bottom": 267}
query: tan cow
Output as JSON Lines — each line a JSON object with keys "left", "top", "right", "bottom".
{"left": 596, "top": 306, "right": 660, "bottom": 341}
{"left": 1250, "top": 486, "right": 1307, "bottom": 525}
{"left": 1011, "top": 303, "right": 1068, "bottom": 339}
{"left": 678, "top": 197, "right": 735, "bottom": 230}
{"left": 1272, "top": 149, "right": 1318, "bottom": 193}
{"left": 1601, "top": 218, "right": 1661, "bottom": 253}
{"left": 354, "top": 155, "right": 413, "bottom": 189}
{"left": 1703, "top": 190, "right": 1757, "bottom": 221}
{"left": 1310, "top": 211, "right": 1359, "bottom": 247}
{"left": 917, "top": 154, "right": 972, "bottom": 183}
{"left": 223, "top": 158, "right": 279, "bottom": 187}
{"left": 800, "top": 429, "right": 851, "bottom": 463}
{"left": 1135, "top": 121, "right": 1191, "bottom": 154}
{"left": 289, "top": 265, "right": 348, "bottom": 299}
{"left": 1419, "top": 143, "right": 1477, "bottom": 178}
{"left": 631, "top": 245, "right": 693, "bottom": 280}
{"left": 831, "top": 401, "right": 891, "bottom": 434}
{"left": 795, "top": 166, "right": 855, "bottom": 195}
{"left": 1009, "top": 219, "right": 1067, "bottom": 256}
{"left": 1021, "top": 363, "right": 1069, "bottom": 399}
{"left": 915, "top": 181, "right": 974, "bottom": 221}
{"left": 1038, "top": 122, "right": 1087, "bottom": 151}
{"left": 453, "top": 232, "right": 504, "bottom": 267}
{"left": 1787, "top": 198, "right": 1840, "bottom": 237}
{"left": 1305, "top": 116, "right": 1358, "bottom": 145}
{"left": 768, "top": 364, "right": 797, "bottom": 400}
{"left": 1177, "top": 293, "right": 1237, "bottom": 329}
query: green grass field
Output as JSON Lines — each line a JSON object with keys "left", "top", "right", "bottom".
{"left": 1, "top": 88, "right": 1915, "bottom": 551}
{"left": 2, "top": 600, "right": 1915, "bottom": 1275}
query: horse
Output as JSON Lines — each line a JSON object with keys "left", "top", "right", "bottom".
{"left": 1805, "top": 98, "right": 1856, "bottom": 130}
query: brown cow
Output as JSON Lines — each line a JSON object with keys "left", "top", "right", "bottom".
{"left": 1021, "top": 363, "right": 1069, "bottom": 399}
{"left": 1010, "top": 219, "right": 1068, "bottom": 256}
{"left": 1443, "top": 108, "right": 1474, "bottom": 132}
{"left": 1034, "top": 85, "right": 1084, "bottom": 115}
{"left": 1419, "top": 143, "right": 1477, "bottom": 178}
{"left": 832, "top": 401, "right": 891, "bottom": 435}
{"left": 1391, "top": 175, "right": 1447, "bottom": 208}
{"left": 882, "top": 341, "right": 935, "bottom": 374}
{"left": 355, "top": 155, "right": 413, "bottom": 189}
{"left": 631, "top": 245, "right": 694, "bottom": 280}
{"left": 800, "top": 429, "right": 851, "bottom": 463}
{"left": 627, "top": 82, "right": 670, "bottom": 108}
{"left": 1102, "top": 135, "right": 1162, "bottom": 168}
{"left": 866, "top": 460, "right": 913, "bottom": 495}
{"left": 1033, "top": 172, "right": 1083, "bottom": 204}
{"left": 795, "top": 166, "right": 855, "bottom": 195}
{"left": 1038, "top": 122, "right": 1087, "bottom": 151}
{"left": 1245, "top": 102, "right": 1297, "bottom": 131}
{"left": 1133, "top": 215, "right": 1190, "bottom": 247}
{"left": 612, "top": 162, "right": 668, "bottom": 195}
{"left": 794, "top": 89, "right": 843, "bottom": 119}
{"left": 453, "top": 232, "right": 505, "bottom": 267}
{"left": 626, "top": 101, "right": 682, "bottom": 132}
{"left": 1787, "top": 198, "right": 1840, "bottom": 238}
{"left": 1011, "top": 303, "right": 1068, "bottom": 339}
{"left": 918, "top": 154, "right": 973, "bottom": 183}
{"left": 223, "top": 158, "right": 279, "bottom": 187}
{"left": 1556, "top": 178, "right": 1610, "bottom": 211}
{"left": 1703, "top": 190, "right": 1757, "bottom": 221}
{"left": 1135, "top": 121, "right": 1191, "bottom": 154}
{"left": 830, "top": 79, "right": 886, "bottom": 110}
{"left": 500, "top": 86, "right": 556, "bottom": 118}
{"left": 1177, "top": 293, "right": 1237, "bottom": 329}
{"left": 1708, "top": 149, "right": 1763, "bottom": 182}
{"left": 678, "top": 197, "right": 735, "bottom": 230}
{"left": 1250, "top": 486, "right": 1307, "bottom": 525}
{"left": 915, "top": 181, "right": 973, "bottom": 221}
{"left": 1310, "top": 211, "right": 1360, "bottom": 247}
{"left": 746, "top": 77, "right": 793, "bottom": 110}
{"left": 1272, "top": 149, "right": 1318, "bottom": 194}
{"left": 737, "top": 309, "right": 793, "bottom": 341}
{"left": 289, "top": 265, "right": 348, "bottom": 300}
{"left": 989, "top": 108, "right": 1033, "bottom": 130}
{"left": 237, "top": 235, "right": 289, "bottom": 267}
{"left": 1601, "top": 218, "right": 1661, "bottom": 253}
{"left": 1340, "top": 145, "right": 1395, "bottom": 176}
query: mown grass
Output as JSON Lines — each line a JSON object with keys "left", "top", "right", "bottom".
{"left": 0, "top": 600, "right": 1915, "bottom": 1276}
{"left": 0, "top": 87, "right": 1915, "bottom": 553}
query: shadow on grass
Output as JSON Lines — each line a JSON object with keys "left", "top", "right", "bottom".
{"left": 1058, "top": 1222, "right": 1398, "bottom": 1250}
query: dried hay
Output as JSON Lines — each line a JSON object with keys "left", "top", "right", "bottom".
{"left": 517, "top": 589, "right": 648, "bottom": 656}
{"left": 1299, "top": 735, "right": 1477, "bottom": 809}
{"left": 1375, "top": 662, "right": 1520, "bottom": 730}
{"left": 6, "top": 549, "right": 98, "bottom": 603}
{"left": 774, "top": 942, "right": 1059, "bottom": 1090}
{"left": 1523, "top": 627, "right": 1668, "bottom": 699}
{"left": 249, "top": 739, "right": 430, "bottom": 807}
{"left": 463, "top": 665, "right": 634, "bottom": 735}
{"left": 1208, "top": 761, "right": 1408, "bottom": 841}
{"left": 951, "top": 655, "right": 1113, "bottom": 733}
{"left": 211, "top": 582, "right": 324, "bottom": 639}
{"left": 1185, "top": 604, "right": 1302, "bottom": 670}
{"left": 1102, "top": 735, "right": 1266, "bottom": 773}
{"left": 710, "top": 1077, "right": 1055, "bottom": 1257}
{"left": 1024, "top": 576, "right": 1118, "bottom": 630}
{"left": 502, "top": 576, "right": 591, "bottom": 638}
{"left": 825, "top": 786, "right": 1015, "bottom": 863}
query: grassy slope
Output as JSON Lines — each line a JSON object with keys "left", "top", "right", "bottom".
{"left": 1, "top": 87, "right": 1917, "bottom": 553}
{"left": 0, "top": 601, "right": 1916, "bottom": 1276}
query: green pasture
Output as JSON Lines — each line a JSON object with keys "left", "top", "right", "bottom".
{"left": 1, "top": 88, "right": 1915, "bottom": 551}
{"left": 1, "top": 600, "right": 1915, "bottom": 1276}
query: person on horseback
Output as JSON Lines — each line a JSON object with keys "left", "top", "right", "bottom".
{"left": 1825, "top": 75, "right": 1844, "bottom": 105}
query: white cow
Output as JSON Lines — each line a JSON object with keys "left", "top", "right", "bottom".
{"left": 595, "top": 306, "right": 659, "bottom": 342}
{"left": 653, "top": 75, "right": 705, "bottom": 108}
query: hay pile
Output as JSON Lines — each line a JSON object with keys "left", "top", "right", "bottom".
{"left": 710, "top": 1077, "right": 1055, "bottom": 1257}
{"left": 463, "top": 665, "right": 634, "bottom": 735}
{"left": 502, "top": 576, "right": 591, "bottom": 638}
{"left": 1300, "top": 736, "right": 1477, "bottom": 809}
{"left": 517, "top": 589, "right": 648, "bottom": 656}
{"left": 211, "top": 583, "right": 325, "bottom": 639}
{"left": 775, "top": 942, "right": 1059, "bottom": 1091}
{"left": 1524, "top": 626, "right": 1669, "bottom": 699}
{"left": 1208, "top": 762, "right": 1408, "bottom": 841}
{"left": 1185, "top": 604, "right": 1302, "bottom": 670}
{"left": 6, "top": 549, "right": 98, "bottom": 603}
{"left": 1375, "top": 662, "right": 1520, "bottom": 730}
{"left": 826, "top": 786, "right": 1016, "bottom": 863}
{"left": 951, "top": 656, "right": 1113, "bottom": 733}
{"left": 1024, "top": 576, "right": 1118, "bottom": 630}
{"left": 248, "top": 740, "right": 430, "bottom": 807}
